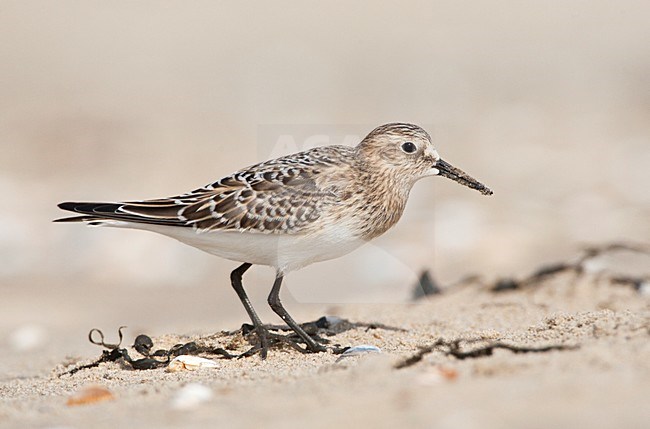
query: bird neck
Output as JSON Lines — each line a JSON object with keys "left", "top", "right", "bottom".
{"left": 353, "top": 160, "right": 412, "bottom": 240}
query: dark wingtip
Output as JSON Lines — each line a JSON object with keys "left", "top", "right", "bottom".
{"left": 53, "top": 215, "right": 86, "bottom": 223}
{"left": 57, "top": 201, "right": 122, "bottom": 214}
{"left": 58, "top": 202, "right": 80, "bottom": 212}
{"left": 55, "top": 202, "right": 109, "bottom": 223}
{"left": 55, "top": 202, "right": 83, "bottom": 223}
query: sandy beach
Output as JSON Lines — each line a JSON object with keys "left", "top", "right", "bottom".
{"left": 1, "top": 246, "right": 648, "bottom": 428}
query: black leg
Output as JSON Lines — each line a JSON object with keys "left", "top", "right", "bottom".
{"left": 267, "top": 273, "right": 326, "bottom": 353}
{"left": 230, "top": 263, "right": 269, "bottom": 358}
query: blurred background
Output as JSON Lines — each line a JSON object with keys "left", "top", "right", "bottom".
{"left": 1, "top": 1, "right": 648, "bottom": 355}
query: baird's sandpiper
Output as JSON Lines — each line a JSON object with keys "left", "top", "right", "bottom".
{"left": 56, "top": 123, "right": 493, "bottom": 358}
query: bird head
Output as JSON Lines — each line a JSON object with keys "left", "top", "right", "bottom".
{"left": 357, "top": 123, "right": 493, "bottom": 196}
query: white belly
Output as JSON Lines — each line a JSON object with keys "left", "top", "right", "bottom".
{"left": 104, "top": 221, "right": 366, "bottom": 274}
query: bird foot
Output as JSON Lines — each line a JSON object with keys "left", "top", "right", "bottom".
{"left": 239, "top": 324, "right": 341, "bottom": 358}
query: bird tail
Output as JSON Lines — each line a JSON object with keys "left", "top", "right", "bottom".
{"left": 54, "top": 202, "right": 128, "bottom": 225}
{"left": 54, "top": 201, "right": 189, "bottom": 227}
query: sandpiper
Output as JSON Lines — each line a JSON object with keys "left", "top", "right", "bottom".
{"left": 56, "top": 123, "right": 493, "bottom": 358}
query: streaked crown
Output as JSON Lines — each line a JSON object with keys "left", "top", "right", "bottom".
{"left": 356, "top": 123, "right": 440, "bottom": 182}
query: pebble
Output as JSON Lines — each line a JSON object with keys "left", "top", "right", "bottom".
{"left": 170, "top": 383, "right": 214, "bottom": 410}
{"left": 8, "top": 324, "right": 47, "bottom": 352}
{"left": 416, "top": 367, "right": 459, "bottom": 386}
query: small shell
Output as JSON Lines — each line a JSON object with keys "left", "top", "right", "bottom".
{"left": 167, "top": 355, "right": 219, "bottom": 372}
{"left": 66, "top": 385, "right": 115, "bottom": 406}
{"left": 336, "top": 345, "right": 381, "bottom": 362}
{"left": 170, "top": 383, "right": 214, "bottom": 410}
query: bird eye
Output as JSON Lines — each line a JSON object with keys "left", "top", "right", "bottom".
{"left": 401, "top": 142, "right": 417, "bottom": 154}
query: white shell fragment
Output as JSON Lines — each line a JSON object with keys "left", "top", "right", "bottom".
{"left": 167, "top": 355, "right": 219, "bottom": 372}
{"left": 336, "top": 345, "right": 382, "bottom": 362}
{"left": 170, "top": 383, "right": 214, "bottom": 410}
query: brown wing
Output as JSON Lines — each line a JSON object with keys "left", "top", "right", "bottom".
{"left": 56, "top": 146, "right": 353, "bottom": 234}
{"left": 177, "top": 164, "right": 333, "bottom": 233}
